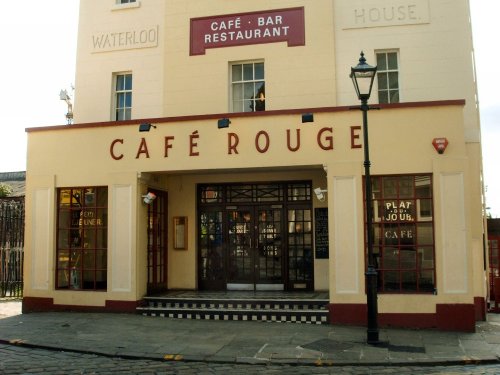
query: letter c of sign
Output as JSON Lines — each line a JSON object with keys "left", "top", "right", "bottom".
{"left": 110, "top": 139, "right": 124, "bottom": 160}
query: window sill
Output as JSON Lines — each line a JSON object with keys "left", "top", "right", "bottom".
{"left": 112, "top": 1, "right": 141, "bottom": 11}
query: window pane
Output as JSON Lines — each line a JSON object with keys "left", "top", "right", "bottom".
{"left": 382, "top": 247, "right": 399, "bottom": 268}
{"left": 57, "top": 250, "right": 70, "bottom": 268}
{"left": 383, "top": 271, "right": 400, "bottom": 291}
{"left": 124, "top": 74, "right": 132, "bottom": 90}
{"left": 125, "top": 92, "right": 132, "bottom": 107}
{"left": 417, "top": 223, "right": 433, "bottom": 244}
{"left": 378, "top": 91, "right": 388, "bottom": 104}
{"left": 419, "top": 270, "right": 435, "bottom": 292}
{"left": 388, "top": 52, "right": 398, "bottom": 70}
{"left": 390, "top": 90, "right": 400, "bottom": 103}
{"left": 243, "top": 64, "right": 253, "bottom": 80}
{"left": 116, "top": 75, "right": 124, "bottom": 90}
{"left": 244, "top": 83, "right": 254, "bottom": 100}
{"left": 416, "top": 176, "right": 432, "bottom": 198}
{"left": 118, "top": 93, "right": 125, "bottom": 108}
{"left": 83, "top": 250, "right": 95, "bottom": 269}
{"left": 232, "top": 64, "right": 242, "bottom": 82}
{"left": 243, "top": 100, "right": 253, "bottom": 112}
{"left": 377, "top": 73, "right": 388, "bottom": 90}
{"left": 233, "top": 83, "right": 243, "bottom": 101}
{"left": 401, "top": 271, "right": 416, "bottom": 292}
{"left": 400, "top": 249, "right": 416, "bottom": 269}
{"left": 389, "top": 72, "right": 399, "bottom": 89}
{"left": 377, "top": 53, "right": 387, "bottom": 70}
{"left": 58, "top": 271, "right": 69, "bottom": 288}
{"left": 255, "top": 63, "right": 264, "bottom": 80}
{"left": 383, "top": 177, "right": 398, "bottom": 198}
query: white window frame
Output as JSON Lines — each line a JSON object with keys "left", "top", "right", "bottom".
{"left": 112, "top": 0, "right": 140, "bottom": 11}
{"left": 113, "top": 72, "right": 133, "bottom": 121}
{"left": 229, "top": 60, "right": 265, "bottom": 113}
{"left": 375, "top": 50, "right": 400, "bottom": 104}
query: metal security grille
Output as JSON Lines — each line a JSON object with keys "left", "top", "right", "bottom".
{"left": 0, "top": 198, "right": 24, "bottom": 298}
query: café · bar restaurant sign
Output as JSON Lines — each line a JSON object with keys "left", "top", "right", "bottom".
{"left": 190, "top": 7, "right": 305, "bottom": 55}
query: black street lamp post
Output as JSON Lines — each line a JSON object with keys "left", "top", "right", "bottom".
{"left": 350, "top": 51, "right": 380, "bottom": 345}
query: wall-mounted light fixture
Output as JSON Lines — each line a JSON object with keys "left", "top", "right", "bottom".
{"left": 313, "top": 187, "right": 327, "bottom": 201}
{"left": 142, "top": 192, "right": 157, "bottom": 205}
{"left": 217, "top": 118, "right": 231, "bottom": 129}
{"left": 432, "top": 137, "right": 449, "bottom": 154}
{"left": 302, "top": 113, "right": 314, "bottom": 123}
{"left": 139, "top": 123, "right": 156, "bottom": 132}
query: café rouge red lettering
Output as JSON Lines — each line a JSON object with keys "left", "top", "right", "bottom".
{"left": 190, "top": 8, "right": 305, "bottom": 55}
{"left": 110, "top": 127, "right": 360, "bottom": 161}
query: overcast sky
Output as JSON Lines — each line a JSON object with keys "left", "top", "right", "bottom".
{"left": 0, "top": 0, "right": 498, "bottom": 217}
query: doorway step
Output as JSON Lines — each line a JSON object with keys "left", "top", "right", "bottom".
{"left": 137, "top": 291, "right": 329, "bottom": 325}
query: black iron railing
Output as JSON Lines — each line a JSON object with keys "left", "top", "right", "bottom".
{"left": 0, "top": 198, "right": 24, "bottom": 298}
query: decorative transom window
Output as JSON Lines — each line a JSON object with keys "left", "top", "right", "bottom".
{"left": 376, "top": 51, "right": 399, "bottom": 104}
{"left": 118, "top": 0, "right": 136, "bottom": 3}
{"left": 56, "top": 187, "right": 108, "bottom": 291}
{"left": 231, "top": 62, "right": 265, "bottom": 113}
{"left": 114, "top": 73, "right": 132, "bottom": 121}
{"left": 366, "top": 175, "right": 435, "bottom": 293}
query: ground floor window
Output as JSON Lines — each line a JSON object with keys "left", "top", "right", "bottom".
{"left": 56, "top": 187, "right": 108, "bottom": 290}
{"left": 367, "top": 175, "right": 435, "bottom": 293}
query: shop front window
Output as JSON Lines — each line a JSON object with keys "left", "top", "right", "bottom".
{"left": 368, "top": 175, "right": 435, "bottom": 293}
{"left": 56, "top": 187, "right": 108, "bottom": 290}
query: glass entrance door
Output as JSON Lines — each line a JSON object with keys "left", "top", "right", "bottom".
{"left": 197, "top": 182, "right": 314, "bottom": 291}
{"left": 147, "top": 190, "right": 168, "bottom": 295}
{"left": 227, "top": 207, "right": 283, "bottom": 290}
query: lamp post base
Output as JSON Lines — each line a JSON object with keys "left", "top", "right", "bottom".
{"left": 366, "top": 266, "right": 380, "bottom": 345}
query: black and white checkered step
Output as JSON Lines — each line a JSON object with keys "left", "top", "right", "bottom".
{"left": 138, "top": 297, "right": 330, "bottom": 324}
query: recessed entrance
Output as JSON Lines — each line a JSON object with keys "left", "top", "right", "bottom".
{"left": 198, "top": 182, "right": 313, "bottom": 291}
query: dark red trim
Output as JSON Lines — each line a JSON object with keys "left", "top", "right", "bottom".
{"left": 474, "top": 297, "right": 487, "bottom": 321}
{"left": 26, "top": 100, "right": 466, "bottom": 133}
{"left": 22, "top": 297, "right": 142, "bottom": 314}
{"left": 328, "top": 302, "right": 476, "bottom": 332}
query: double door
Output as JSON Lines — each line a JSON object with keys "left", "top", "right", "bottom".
{"left": 227, "top": 207, "right": 283, "bottom": 290}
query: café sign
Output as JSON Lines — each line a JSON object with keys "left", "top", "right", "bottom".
{"left": 190, "top": 7, "right": 305, "bottom": 55}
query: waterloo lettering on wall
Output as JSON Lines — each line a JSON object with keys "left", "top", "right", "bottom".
{"left": 341, "top": 0, "right": 430, "bottom": 29}
{"left": 190, "top": 7, "right": 305, "bottom": 55}
{"left": 91, "top": 25, "right": 159, "bottom": 53}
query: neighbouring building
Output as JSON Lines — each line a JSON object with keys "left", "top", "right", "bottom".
{"left": 23, "top": 0, "right": 488, "bottom": 331}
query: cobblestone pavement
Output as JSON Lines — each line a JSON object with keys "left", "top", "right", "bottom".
{"left": 1, "top": 343, "right": 500, "bottom": 374}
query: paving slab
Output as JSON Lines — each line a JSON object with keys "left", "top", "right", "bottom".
{"left": 1, "top": 300, "right": 500, "bottom": 366}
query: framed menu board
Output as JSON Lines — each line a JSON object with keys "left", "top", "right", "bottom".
{"left": 314, "top": 208, "right": 329, "bottom": 259}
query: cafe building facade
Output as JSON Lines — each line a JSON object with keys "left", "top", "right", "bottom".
{"left": 23, "top": 0, "right": 488, "bottom": 331}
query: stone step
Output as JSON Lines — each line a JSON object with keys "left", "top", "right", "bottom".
{"left": 137, "top": 297, "right": 330, "bottom": 324}
{"left": 137, "top": 306, "right": 329, "bottom": 324}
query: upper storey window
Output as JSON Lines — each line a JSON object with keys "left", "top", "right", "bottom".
{"left": 376, "top": 51, "right": 399, "bottom": 104}
{"left": 118, "top": 0, "right": 136, "bottom": 3}
{"left": 231, "top": 62, "right": 265, "bottom": 113}
{"left": 114, "top": 73, "right": 132, "bottom": 121}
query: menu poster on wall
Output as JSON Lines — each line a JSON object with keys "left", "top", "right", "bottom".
{"left": 314, "top": 208, "right": 329, "bottom": 259}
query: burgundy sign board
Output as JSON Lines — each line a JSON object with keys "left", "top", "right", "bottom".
{"left": 190, "top": 7, "right": 305, "bottom": 55}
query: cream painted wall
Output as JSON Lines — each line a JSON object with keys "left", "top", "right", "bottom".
{"left": 334, "top": 0, "right": 479, "bottom": 140}
{"left": 74, "top": 0, "right": 337, "bottom": 123}
{"left": 24, "top": 103, "right": 483, "bottom": 310}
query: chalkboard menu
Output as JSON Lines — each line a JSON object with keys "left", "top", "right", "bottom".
{"left": 314, "top": 207, "right": 329, "bottom": 259}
